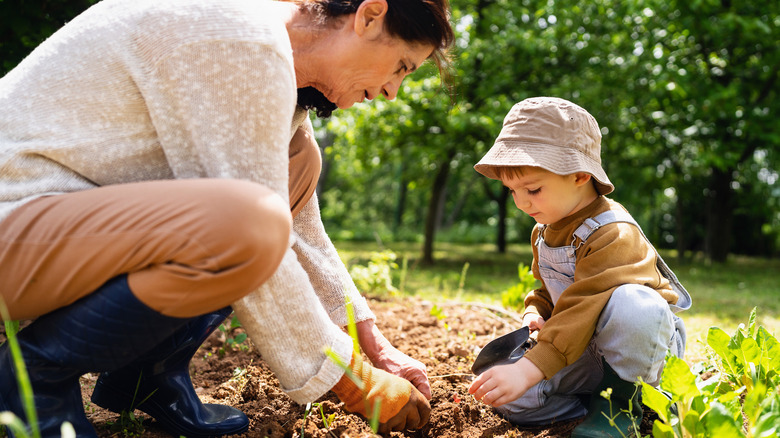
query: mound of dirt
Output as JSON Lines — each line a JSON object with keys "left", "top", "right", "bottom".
{"left": 79, "top": 297, "right": 655, "bottom": 437}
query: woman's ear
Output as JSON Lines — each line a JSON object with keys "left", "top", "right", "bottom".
{"left": 354, "top": 0, "right": 388, "bottom": 39}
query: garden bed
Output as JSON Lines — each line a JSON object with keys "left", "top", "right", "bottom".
{"left": 80, "top": 297, "right": 657, "bottom": 437}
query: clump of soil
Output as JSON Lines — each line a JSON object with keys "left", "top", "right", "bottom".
{"left": 76, "top": 298, "right": 655, "bottom": 437}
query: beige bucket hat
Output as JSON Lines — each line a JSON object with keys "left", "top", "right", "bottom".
{"left": 474, "top": 97, "right": 614, "bottom": 195}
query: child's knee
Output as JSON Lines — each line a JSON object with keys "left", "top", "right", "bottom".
{"left": 608, "top": 285, "right": 671, "bottom": 326}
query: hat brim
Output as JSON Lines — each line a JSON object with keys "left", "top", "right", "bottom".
{"left": 474, "top": 140, "right": 614, "bottom": 195}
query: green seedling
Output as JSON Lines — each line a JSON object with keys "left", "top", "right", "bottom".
{"left": 0, "top": 299, "right": 39, "bottom": 438}
{"left": 217, "top": 314, "right": 249, "bottom": 356}
{"left": 598, "top": 386, "right": 643, "bottom": 438}
{"left": 457, "top": 262, "right": 470, "bottom": 296}
{"left": 323, "top": 296, "right": 382, "bottom": 433}
{"left": 106, "top": 373, "right": 156, "bottom": 437}
{"left": 301, "top": 402, "right": 338, "bottom": 438}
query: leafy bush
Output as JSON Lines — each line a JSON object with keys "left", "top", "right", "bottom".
{"left": 642, "top": 308, "right": 780, "bottom": 437}
{"left": 349, "top": 251, "right": 399, "bottom": 296}
{"left": 500, "top": 263, "right": 537, "bottom": 311}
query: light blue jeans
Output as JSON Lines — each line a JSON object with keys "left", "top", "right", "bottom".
{"left": 495, "top": 284, "right": 686, "bottom": 425}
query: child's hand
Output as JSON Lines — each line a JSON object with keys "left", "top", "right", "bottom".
{"left": 522, "top": 314, "right": 545, "bottom": 332}
{"left": 468, "top": 357, "right": 544, "bottom": 407}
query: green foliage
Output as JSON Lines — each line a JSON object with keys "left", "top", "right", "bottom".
{"left": 642, "top": 308, "right": 780, "bottom": 437}
{"left": 0, "top": 0, "right": 99, "bottom": 75}
{"left": 301, "top": 402, "right": 337, "bottom": 437}
{"left": 317, "top": 0, "right": 780, "bottom": 261}
{"left": 500, "top": 263, "right": 538, "bottom": 311}
{"left": 349, "top": 250, "right": 399, "bottom": 297}
{"left": 217, "top": 315, "right": 249, "bottom": 356}
{"left": 0, "top": 300, "right": 39, "bottom": 438}
{"left": 105, "top": 410, "right": 146, "bottom": 438}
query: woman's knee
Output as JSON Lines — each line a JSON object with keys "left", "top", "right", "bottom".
{"left": 192, "top": 180, "right": 292, "bottom": 276}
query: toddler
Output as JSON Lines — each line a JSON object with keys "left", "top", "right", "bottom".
{"left": 468, "top": 97, "right": 691, "bottom": 437}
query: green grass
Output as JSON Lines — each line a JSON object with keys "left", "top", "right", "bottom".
{"left": 335, "top": 240, "right": 780, "bottom": 363}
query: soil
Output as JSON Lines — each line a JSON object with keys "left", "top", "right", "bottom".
{"left": 64, "top": 297, "right": 658, "bottom": 437}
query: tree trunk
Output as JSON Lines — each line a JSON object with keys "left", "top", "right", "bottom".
{"left": 393, "top": 162, "right": 407, "bottom": 233}
{"left": 704, "top": 167, "right": 734, "bottom": 263}
{"left": 422, "top": 151, "right": 455, "bottom": 265}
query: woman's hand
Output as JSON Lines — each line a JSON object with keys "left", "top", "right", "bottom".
{"left": 355, "top": 319, "right": 432, "bottom": 399}
{"left": 467, "top": 357, "right": 544, "bottom": 407}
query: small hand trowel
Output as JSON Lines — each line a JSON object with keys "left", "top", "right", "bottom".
{"left": 471, "top": 326, "right": 537, "bottom": 375}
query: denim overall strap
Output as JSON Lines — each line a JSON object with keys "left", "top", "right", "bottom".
{"left": 571, "top": 210, "right": 692, "bottom": 313}
{"left": 535, "top": 224, "right": 577, "bottom": 306}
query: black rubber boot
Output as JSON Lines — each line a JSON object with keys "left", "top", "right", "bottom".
{"left": 91, "top": 307, "right": 249, "bottom": 437}
{"left": 571, "top": 359, "right": 643, "bottom": 438}
{"left": 0, "top": 275, "right": 187, "bottom": 438}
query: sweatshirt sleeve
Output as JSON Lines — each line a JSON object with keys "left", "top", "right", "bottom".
{"left": 524, "top": 223, "right": 663, "bottom": 379}
{"left": 292, "top": 191, "right": 376, "bottom": 327}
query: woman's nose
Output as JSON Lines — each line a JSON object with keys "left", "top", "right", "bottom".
{"left": 381, "top": 77, "right": 403, "bottom": 100}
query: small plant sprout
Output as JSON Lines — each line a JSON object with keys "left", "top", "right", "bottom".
{"left": 107, "top": 373, "right": 157, "bottom": 437}
{"left": 457, "top": 262, "right": 470, "bottom": 296}
{"left": 0, "top": 299, "right": 39, "bottom": 438}
{"left": 322, "top": 296, "right": 382, "bottom": 433}
{"left": 430, "top": 305, "right": 450, "bottom": 333}
{"left": 301, "top": 402, "right": 337, "bottom": 438}
{"left": 598, "top": 386, "right": 642, "bottom": 438}
{"left": 217, "top": 314, "right": 249, "bottom": 357}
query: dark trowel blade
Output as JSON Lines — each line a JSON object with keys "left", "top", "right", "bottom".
{"left": 471, "top": 326, "right": 536, "bottom": 375}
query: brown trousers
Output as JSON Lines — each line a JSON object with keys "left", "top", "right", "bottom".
{"left": 0, "top": 129, "right": 321, "bottom": 320}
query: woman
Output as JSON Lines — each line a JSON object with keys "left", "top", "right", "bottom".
{"left": 0, "top": 0, "right": 454, "bottom": 436}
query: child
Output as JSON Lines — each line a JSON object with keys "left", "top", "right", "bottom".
{"left": 468, "top": 97, "right": 691, "bottom": 437}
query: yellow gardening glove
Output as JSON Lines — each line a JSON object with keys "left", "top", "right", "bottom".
{"left": 331, "top": 352, "right": 431, "bottom": 433}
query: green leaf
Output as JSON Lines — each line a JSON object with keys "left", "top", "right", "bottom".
{"left": 659, "top": 355, "right": 700, "bottom": 401}
{"left": 747, "top": 307, "right": 758, "bottom": 338}
{"left": 702, "top": 402, "right": 744, "bottom": 438}
{"left": 652, "top": 419, "right": 676, "bottom": 438}
{"left": 758, "top": 327, "right": 780, "bottom": 371}
{"left": 682, "top": 409, "right": 703, "bottom": 437}
{"left": 641, "top": 383, "right": 671, "bottom": 424}
{"left": 707, "top": 327, "right": 741, "bottom": 382}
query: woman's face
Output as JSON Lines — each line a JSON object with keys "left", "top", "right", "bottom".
{"left": 313, "top": 36, "right": 434, "bottom": 109}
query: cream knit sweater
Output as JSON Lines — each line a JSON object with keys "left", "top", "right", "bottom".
{"left": 0, "top": 0, "right": 371, "bottom": 403}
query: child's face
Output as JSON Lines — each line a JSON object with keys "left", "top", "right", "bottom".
{"left": 500, "top": 167, "right": 596, "bottom": 225}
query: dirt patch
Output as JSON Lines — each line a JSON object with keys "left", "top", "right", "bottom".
{"left": 77, "top": 298, "right": 656, "bottom": 437}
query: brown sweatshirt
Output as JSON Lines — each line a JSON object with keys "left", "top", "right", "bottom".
{"left": 522, "top": 196, "right": 679, "bottom": 379}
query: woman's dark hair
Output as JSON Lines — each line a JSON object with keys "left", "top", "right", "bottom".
{"left": 301, "top": 0, "right": 454, "bottom": 78}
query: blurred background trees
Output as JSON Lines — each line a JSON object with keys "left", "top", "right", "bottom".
{"left": 3, "top": 0, "right": 777, "bottom": 264}
{"left": 318, "top": 0, "right": 779, "bottom": 264}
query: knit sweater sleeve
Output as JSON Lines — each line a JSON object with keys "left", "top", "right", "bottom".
{"left": 147, "top": 41, "right": 296, "bottom": 198}
{"left": 292, "top": 192, "right": 376, "bottom": 327}
{"left": 524, "top": 223, "right": 664, "bottom": 379}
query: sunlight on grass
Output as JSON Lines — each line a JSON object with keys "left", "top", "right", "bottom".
{"left": 336, "top": 241, "right": 780, "bottom": 367}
